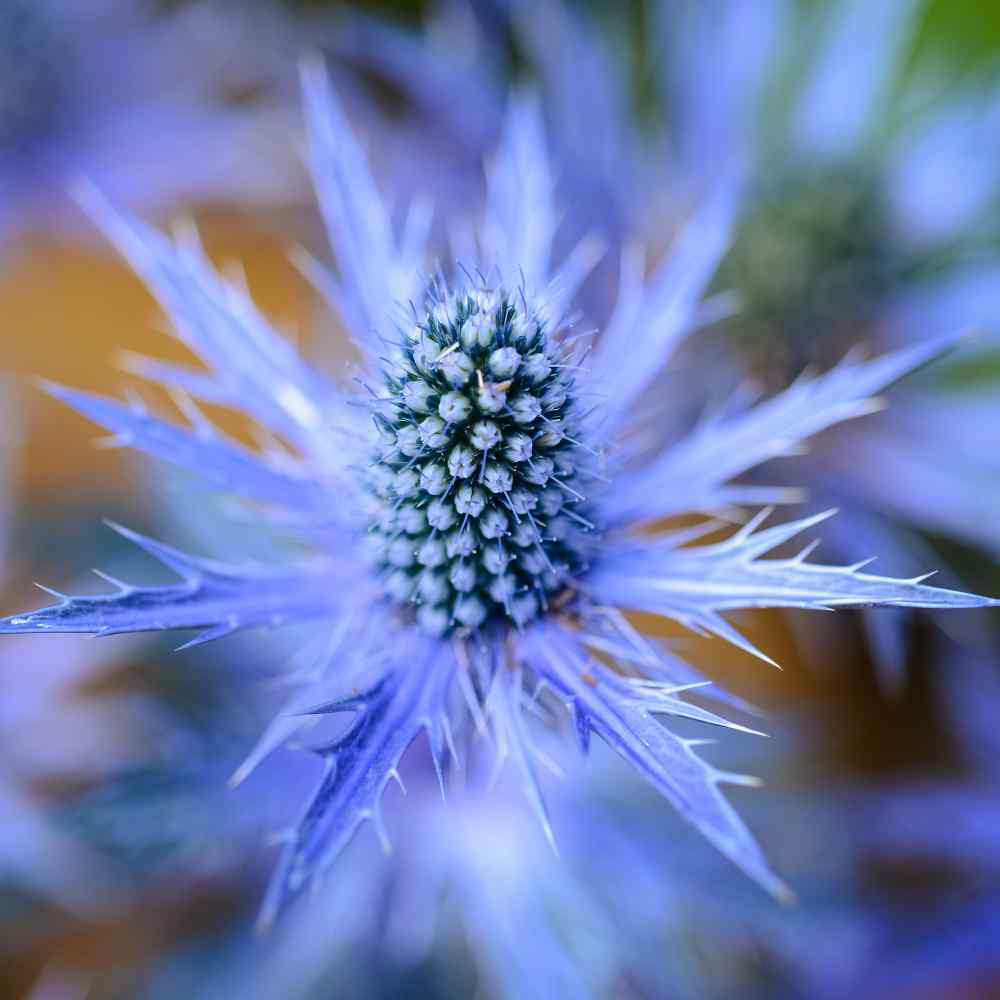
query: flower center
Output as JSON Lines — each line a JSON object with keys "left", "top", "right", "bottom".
{"left": 363, "top": 285, "right": 595, "bottom": 635}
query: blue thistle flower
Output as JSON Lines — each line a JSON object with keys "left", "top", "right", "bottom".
{"left": 2, "top": 61, "right": 995, "bottom": 930}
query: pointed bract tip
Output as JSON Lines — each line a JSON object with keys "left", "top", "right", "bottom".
{"left": 227, "top": 767, "right": 249, "bottom": 790}
{"left": 101, "top": 519, "right": 137, "bottom": 543}
{"left": 298, "top": 51, "right": 330, "bottom": 94}
{"left": 774, "top": 879, "right": 798, "bottom": 906}
{"left": 68, "top": 176, "right": 105, "bottom": 216}
{"left": 35, "top": 378, "right": 70, "bottom": 400}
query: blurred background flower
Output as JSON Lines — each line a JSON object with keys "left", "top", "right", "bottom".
{"left": 2, "top": 1, "right": 1000, "bottom": 999}
{"left": 0, "top": 0, "right": 323, "bottom": 245}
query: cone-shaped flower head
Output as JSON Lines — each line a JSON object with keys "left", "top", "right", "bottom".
{"left": 365, "top": 286, "right": 595, "bottom": 634}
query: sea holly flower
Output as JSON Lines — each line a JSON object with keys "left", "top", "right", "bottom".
{"left": 1, "top": 62, "right": 995, "bottom": 927}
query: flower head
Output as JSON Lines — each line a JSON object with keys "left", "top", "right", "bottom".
{"left": 2, "top": 60, "right": 995, "bottom": 929}
{"left": 364, "top": 282, "right": 595, "bottom": 634}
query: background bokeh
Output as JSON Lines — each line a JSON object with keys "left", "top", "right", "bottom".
{"left": 1, "top": 1, "right": 999, "bottom": 998}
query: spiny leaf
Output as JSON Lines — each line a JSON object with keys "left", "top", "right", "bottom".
{"left": 481, "top": 92, "right": 556, "bottom": 294}
{"left": 75, "top": 182, "right": 345, "bottom": 460}
{"left": 592, "top": 178, "right": 738, "bottom": 434}
{"left": 607, "top": 331, "right": 972, "bottom": 523}
{"left": 486, "top": 666, "right": 558, "bottom": 854}
{"left": 590, "top": 509, "right": 997, "bottom": 664}
{"left": 0, "top": 525, "right": 344, "bottom": 642}
{"left": 578, "top": 604, "right": 761, "bottom": 716}
{"left": 526, "top": 624, "right": 789, "bottom": 901}
{"left": 300, "top": 57, "right": 430, "bottom": 353}
{"left": 44, "top": 383, "right": 330, "bottom": 514}
{"left": 258, "top": 647, "right": 454, "bottom": 930}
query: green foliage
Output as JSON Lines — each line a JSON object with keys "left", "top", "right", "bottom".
{"left": 914, "top": 0, "right": 1000, "bottom": 71}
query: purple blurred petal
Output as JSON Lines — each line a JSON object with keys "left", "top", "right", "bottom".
{"left": 792, "top": 0, "right": 921, "bottom": 158}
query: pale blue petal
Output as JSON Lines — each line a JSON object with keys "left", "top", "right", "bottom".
{"left": 0, "top": 525, "right": 348, "bottom": 642}
{"left": 591, "top": 178, "right": 738, "bottom": 434}
{"left": 576, "top": 608, "right": 760, "bottom": 717}
{"left": 526, "top": 623, "right": 790, "bottom": 901}
{"left": 472, "top": 88, "right": 603, "bottom": 327}
{"left": 606, "top": 331, "right": 969, "bottom": 523}
{"left": 590, "top": 511, "right": 997, "bottom": 663}
{"left": 479, "top": 91, "right": 557, "bottom": 293}
{"left": 76, "top": 184, "right": 345, "bottom": 462}
{"left": 116, "top": 353, "right": 234, "bottom": 406}
{"left": 486, "top": 666, "right": 558, "bottom": 853}
{"left": 229, "top": 614, "right": 386, "bottom": 787}
{"left": 300, "top": 59, "right": 430, "bottom": 352}
{"left": 44, "top": 383, "right": 331, "bottom": 516}
{"left": 791, "top": 0, "right": 921, "bottom": 158}
{"left": 258, "top": 646, "right": 454, "bottom": 929}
